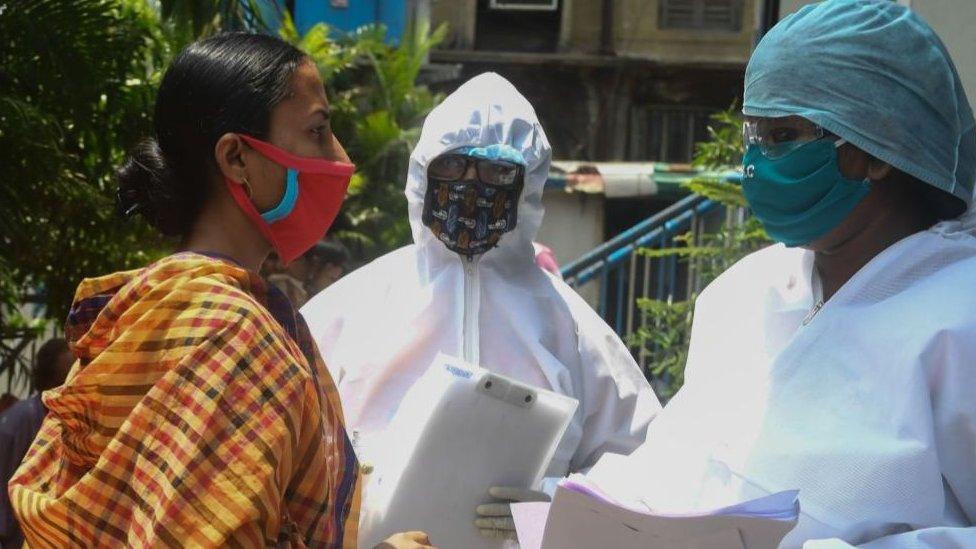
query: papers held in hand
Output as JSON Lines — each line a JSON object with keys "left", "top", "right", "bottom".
{"left": 514, "top": 474, "right": 799, "bottom": 549}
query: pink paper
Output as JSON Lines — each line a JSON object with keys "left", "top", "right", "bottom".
{"left": 512, "top": 501, "right": 552, "bottom": 549}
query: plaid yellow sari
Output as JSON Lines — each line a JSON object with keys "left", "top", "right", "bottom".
{"left": 8, "top": 253, "right": 360, "bottom": 548}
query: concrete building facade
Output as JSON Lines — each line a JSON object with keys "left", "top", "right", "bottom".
{"left": 428, "top": 0, "right": 759, "bottom": 163}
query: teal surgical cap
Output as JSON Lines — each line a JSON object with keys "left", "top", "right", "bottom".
{"left": 453, "top": 144, "right": 526, "bottom": 166}
{"left": 744, "top": 0, "right": 976, "bottom": 208}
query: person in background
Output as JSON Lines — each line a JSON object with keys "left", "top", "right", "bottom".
{"left": 305, "top": 239, "right": 350, "bottom": 295}
{"left": 590, "top": 2, "right": 976, "bottom": 547}
{"left": 532, "top": 241, "right": 561, "bottom": 279}
{"left": 0, "top": 338, "right": 72, "bottom": 548}
{"left": 265, "top": 251, "right": 311, "bottom": 306}
{"left": 0, "top": 394, "right": 16, "bottom": 415}
{"left": 301, "top": 72, "right": 660, "bottom": 540}
{"left": 265, "top": 240, "right": 351, "bottom": 307}
{"left": 7, "top": 33, "right": 431, "bottom": 549}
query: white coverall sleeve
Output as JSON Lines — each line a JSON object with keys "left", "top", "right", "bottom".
{"left": 803, "top": 527, "right": 976, "bottom": 549}
{"left": 299, "top": 278, "right": 358, "bottom": 384}
{"left": 804, "top": 330, "right": 976, "bottom": 548}
{"left": 540, "top": 302, "right": 660, "bottom": 496}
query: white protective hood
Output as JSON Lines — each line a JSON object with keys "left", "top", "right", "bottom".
{"left": 588, "top": 226, "right": 976, "bottom": 548}
{"left": 301, "top": 72, "right": 660, "bottom": 483}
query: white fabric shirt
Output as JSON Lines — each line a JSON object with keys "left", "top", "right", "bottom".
{"left": 589, "top": 224, "right": 976, "bottom": 548}
{"left": 301, "top": 73, "right": 660, "bottom": 488}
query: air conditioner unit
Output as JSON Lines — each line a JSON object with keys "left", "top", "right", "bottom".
{"left": 489, "top": 0, "right": 559, "bottom": 11}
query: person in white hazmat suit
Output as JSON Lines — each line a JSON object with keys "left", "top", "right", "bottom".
{"left": 584, "top": 1, "right": 976, "bottom": 548}
{"left": 301, "top": 72, "right": 661, "bottom": 540}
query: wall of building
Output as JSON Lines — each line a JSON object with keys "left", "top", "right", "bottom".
{"left": 560, "top": 0, "right": 602, "bottom": 51}
{"left": 430, "top": 0, "right": 477, "bottom": 49}
{"left": 610, "top": 0, "right": 756, "bottom": 65}
{"left": 433, "top": 0, "right": 756, "bottom": 65}
{"left": 777, "top": 0, "right": 811, "bottom": 17}
{"left": 294, "top": 0, "right": 410, "bottom": 38}
{"left": 536, "top": 190, "right": 604, "bottom": 305}
{"left": 910, "top": 0, "right": 976, "bottom": 103}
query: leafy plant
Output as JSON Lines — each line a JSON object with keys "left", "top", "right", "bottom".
{"left": 281, "top": 15, "right": 447, "bottom": 257}
{"left": 0, "top": 0, "right": 172, "bottom": 393}
{"left": 627, "top": 298, "right": 694, "bottom": 399}
{"left": 1, "top": 0, "right": 448, "bottom": 393}
{"left": 158, "top": 0, "right": 274, "bottom": 37}
{"left": 630, "top": 104, "right": 768, "bottom": 398}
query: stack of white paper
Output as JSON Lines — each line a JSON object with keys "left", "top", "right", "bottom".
{"left": 513, "top": 474, "right": 799, "bottom": 549}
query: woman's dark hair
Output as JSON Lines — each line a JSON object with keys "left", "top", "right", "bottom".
{"left": 34, "top": 338, "right": 70, "bottom": 392}
{"left": 116, "top": 32, "right": 309, "bottom": 238}
{"left": 887, "top": 169, "right": 967, "bottom": 227}
{"left": 307, "top": 240, "right": 350, "bottom": 268}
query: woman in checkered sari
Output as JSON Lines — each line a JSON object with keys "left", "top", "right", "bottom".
{"left": 8, "top": 33, "right": 431, "bottom": 549}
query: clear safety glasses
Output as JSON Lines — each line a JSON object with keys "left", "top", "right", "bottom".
{"left": 427, "top": 154, "right": 523, "bottom": 187}
{"left": 743, "top": 117, "right": 838, "bottom": 159}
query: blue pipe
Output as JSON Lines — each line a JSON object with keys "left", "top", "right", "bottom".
{"left": 615, "top": 262, "right": 626, "bottom": 330}
{"left": 562, "top": 194, "right": 708, "bottom": 280}
{"left": 668, "top": 244, "right": 678, "bottom": 299}
{"left": 570, "top": 200, "right": 720, "bottom": 287}
{"left": 598, "top": 271, "right": 609, "bottom": 318}
{"left": 656, "top": 232, "right": 666, "bottom": 301}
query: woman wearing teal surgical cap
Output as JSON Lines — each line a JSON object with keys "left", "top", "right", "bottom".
{"left": 579, "top": 1, "right": 976, "bottom": 547}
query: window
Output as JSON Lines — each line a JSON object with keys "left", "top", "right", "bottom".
{"left": 629, "top": 106, "right": 713, "bottom": 163}
{"left": 659, "top": 0, "right": 742, "bottom": 32}
{"left": 476, "top": 0, "right": 561, "bottom": 52}
{"left": 489, "top": 0, "right": 558, "bottom": 10}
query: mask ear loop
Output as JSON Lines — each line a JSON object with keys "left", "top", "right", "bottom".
{"left": 831, "top": 138, "right": 873, "bottom": 186}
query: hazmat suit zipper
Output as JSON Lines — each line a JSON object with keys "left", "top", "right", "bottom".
{"left": 462, "top": 255, "right": 481, "bottom": 364}
{"left": 802, "top": 300, "right": 824, "bottom": 326}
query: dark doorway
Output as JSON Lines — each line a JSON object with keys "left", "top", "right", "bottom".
{"left": 475, "top": 0, "right": 561, "bottom": 53}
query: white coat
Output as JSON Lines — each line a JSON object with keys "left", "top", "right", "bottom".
{"left": 301, "top": 73, "right": 660, "bottom": 488}
{"left": 589, "top": 223, "right": 976, "bottom": 547}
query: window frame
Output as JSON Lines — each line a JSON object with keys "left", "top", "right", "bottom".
{"left": 658, "top": 0, "right": 743, "bottom": 32}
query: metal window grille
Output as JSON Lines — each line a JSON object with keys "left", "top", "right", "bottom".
{"left": 660, "top": 0, "right": 742, "bottom": 31}
{"left": 629, "top": 106, "right": 713, "bottom": 163}
{"left": 489, "top": 0, "right": 559, "bottom": 11}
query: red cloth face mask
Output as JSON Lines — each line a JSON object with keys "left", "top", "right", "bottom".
{"left": 225, "top": 134, "right": 354, "bottom": 265}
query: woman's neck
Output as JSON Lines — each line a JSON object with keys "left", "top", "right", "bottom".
{"left": 183, "top": 189, "right": 271, "bottom": 273}
{"left": 814, "top": 202, "right": 928, "bottom": 301}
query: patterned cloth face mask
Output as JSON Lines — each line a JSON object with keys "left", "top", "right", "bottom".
{"left": 422, "top": 145, "right": 525, "bottom": 259}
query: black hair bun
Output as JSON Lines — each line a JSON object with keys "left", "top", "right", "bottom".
{"left": 116, "top": 139, "right": 187, "bottom": 237}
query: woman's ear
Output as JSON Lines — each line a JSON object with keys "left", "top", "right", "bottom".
{"left": 214, "top": 133, "right": 248, "bottom": 184}
{"left": 867, "top": 157, "right": 893, "bottom": 182}
{"left": 837, "top": 143, "right": 893, "bottom": 182}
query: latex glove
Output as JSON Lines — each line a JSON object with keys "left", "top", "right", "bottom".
{"left": 374, "top": 531, "right": 436, "bottom": 549}
{"left": 475, "top": 486, "right": 551, "bottom": 540}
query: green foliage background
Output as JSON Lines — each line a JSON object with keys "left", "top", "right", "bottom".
{"left": 629, "top": 106, "right": 769, "bottom": 399}
{"left": 0, "top": 0, "right": 442, "bottom": 393}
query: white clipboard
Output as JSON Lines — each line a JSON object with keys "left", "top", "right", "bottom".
{"left": 358, "top": 353, "right": 579, "bottom": 549}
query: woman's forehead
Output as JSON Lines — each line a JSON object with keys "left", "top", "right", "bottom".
{"left": 279, "top": 62, "right": 329, "bottom": 114}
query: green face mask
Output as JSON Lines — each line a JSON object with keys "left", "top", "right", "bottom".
{"left": 742, "top": 139, "right": 870, "bottom": 247}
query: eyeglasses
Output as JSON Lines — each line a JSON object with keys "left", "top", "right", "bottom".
{"left": 743, "top": 118, "right": 837, "bottom": 159}
{"left": 428, "top": 154, "right": 523, "bottom": 186}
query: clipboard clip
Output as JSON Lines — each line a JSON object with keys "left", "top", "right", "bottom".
{"left": 478, "top": 373, "right": 538, "bottom": 409}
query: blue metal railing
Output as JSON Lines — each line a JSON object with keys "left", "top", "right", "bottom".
{"left": 560, "top": 193, "right": 725, "bottom": 349}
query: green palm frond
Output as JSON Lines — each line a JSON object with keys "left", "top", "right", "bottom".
{"left": 1, "top": 0, "right": 166, "bottom": 388}
{"left": 158, "top": 0, "right": 273, "bottom": 36}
